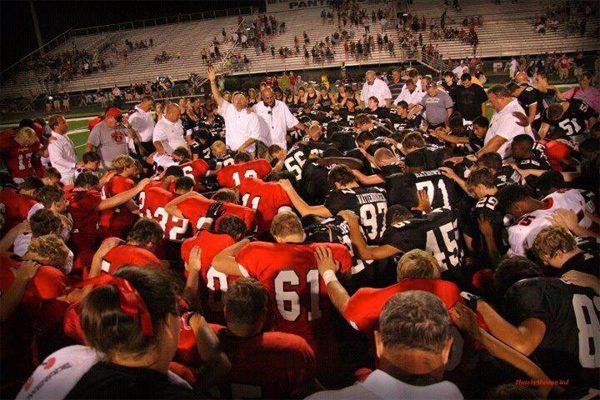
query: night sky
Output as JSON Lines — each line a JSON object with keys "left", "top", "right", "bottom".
{"left": 1, "top": 0, "right": 264, "bottom": 71}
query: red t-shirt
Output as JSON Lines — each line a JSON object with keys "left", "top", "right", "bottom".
{"left": 139, "top": 187, "right": 190, "bottom": 241}
{"left": 238, "top": 177, "right": 293, "bottom": 235}
{"left": 0, "top": 136, "right": 40, "bottom": 181}
{"left": 216, "top": 159, "right": 272, "bottom": 188}
{"left": 0, "top": 189, "right": 39, "bottom": 235}
{"left": 100, "top": 244, "right": 162, "bottom": 274}
{"left": 180, "top": 159, "right": 210, "bottom": 190}
{"left": 99, "top": 175, "right": 136, "bottom": 238}
{"left": 181, "top": 231, "right": 237, "bottom": 324}
{"left": 0, "top": 253, "right": 68, "bottom": 378}
{"left": 178, "top": 196, "right": 256, "bottom": 234}
{"left": 344, "top": 278, "right": 463, "bottom": 333}
{"left": 211, "top": 324, "right": 317, "bottom": 399}
{"left": 66, "top": 188, "right": 102, "bottom": 253}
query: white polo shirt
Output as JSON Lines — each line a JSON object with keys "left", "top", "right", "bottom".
{"left": 47, "top": 130, "right": 77, "bottom": 184}
{"left": 360, "top": 78, "right": 392, "bottom": 107}
{"left": 252, "top": 100, "right": 300, "bottom": 148}
{"left": 486, "top": 99, "right": 532, "bottom": 159}
{"left": 307, "top": 369, "right": 464, "bottom": 400}
{"left": 153, "top": 117, "right": 187, "bottom": 154}
{"left": 128, "top": 106, "right": 155, "bottom": 143}
{"left": 218, "top": 101, "right": 260, "bottom": 152}
{"left": 394, "top": 85, "right": 425, "bottom": 107}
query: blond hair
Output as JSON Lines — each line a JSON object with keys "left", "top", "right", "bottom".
{"left": 28, "top": 234, "right": 70, "bottom": 269}
{"left": 270, "top": 212, "right": 303, "bottom": 239}
{"left": 112, "top": 155, "right": 135, "bottom": 173}
{"left": 397, "top": 249, "right": 441, "bottom": 280}
{"left": 532, "top": 226, "right": 577, "bottom": 260}
{"left": 16, "top": 127, "right": 37, "bottom": 146}
{"left": 211, "top": 140, "right": 227, "bottom": 156}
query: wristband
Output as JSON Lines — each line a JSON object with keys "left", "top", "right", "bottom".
{"left": 203, "top": 217, "right": 214, "bottom": 225}
{"left": 322, "top": 270, "right": 338, "bottom": 285}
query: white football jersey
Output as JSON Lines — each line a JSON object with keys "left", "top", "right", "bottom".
{"left": 508, "top": 189, "right": 592, "bottom": 255}
{"left": 152, "top": 154, "right": 178, "bottom": 176}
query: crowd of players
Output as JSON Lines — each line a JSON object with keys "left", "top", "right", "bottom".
{"left": 0, "top": 63, "right": 599, "bottom": 399}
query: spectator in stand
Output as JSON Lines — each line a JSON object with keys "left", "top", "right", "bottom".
{"left": 561, "top": 71, "right": 600, "bottom": 112}
{"left": 360, "top": 70, "right": 392, "bottom": 108}
{"left": 153, "top": 103, "right": 187, "bottom": 155}
{"left": 128, "top": 96, "right": 156, "bottom": 155}
{"left": 86, "top": 108, "right": 129, "bottom": 170}
{"left": 47, "top": 114, "right": 77, "bottom": 184}
{"left": 307, "top": 291, "right": 463, "bottom": 400}
{"left": 453, "top": 73, "right": 488, "bottom": 122}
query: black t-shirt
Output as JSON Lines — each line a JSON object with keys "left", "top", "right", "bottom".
{"left": 66, "top": 362, "right": 196, "bottom": 399}
{"left": 542, "top": 99, "right": 598, "bottom": 144}
{"left": 324, "top": 186, "right": 388, "bottom": 243}
{"left": 385, "top": 170, "right": 454, "bottom": 210}
{"left": 453, "top": 84, "right": 488, "bottom": 121}
{"left": 504, "top": 277, "right": 600, "bottom": 389}
{"left": 494, "top": 166, "right": 521, "bottom": 189}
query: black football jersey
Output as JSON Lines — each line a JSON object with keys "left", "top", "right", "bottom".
{"left": 494, "top": 166, "right": 521, "bottom": 189}
{"left": 562, "top": 238, "right": 600, "bottom": 277}
{"left": 324, "top": 186, "right": 388, "bottom": 243}
{"left": 515, "top": 155, "right": 551, "bottom": 171}
{"left": 384, "top": 209, "right": 462, "bottom": 271}
{"left": 299, "top": 161, "right": 331, "bottom": 205}
{"left": 542, "top": 99, "right": 598, "bottom": 144}
{"left": 381, "top": 217, "right": 428, "bottom": 253}
{"left": 390, "top": 114, "right": 422, "bottom": 131}
{"left": 468, "top": 194, "right": 508, "bottom": 257}
{"left": 283, "top": 142, "right": 321, "bottom": 181}
{"left": 517, "top": 84, "right": 542, "bottom": 121}
{"left": 386, "top": 170, "right": 454, "bottom": 210}
{"left": 304, "top": 216, "right": 367, "bottom": 275}
{"left": 504, "top": 277, "right": 600, "bottom": 389}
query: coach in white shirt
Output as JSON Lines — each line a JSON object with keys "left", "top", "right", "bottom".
{"left": 128, "top": 96, "right": 155, "bottom": 154}
{"left": 360, "top": 70, "right": 392, "bottom": 108}
{"left": 153, "top": 103, "right": 188, "bottom": 154}
{"left": 476, "top": 84, "right": 532, "bottom": 160}
{"left": 208, "top": 67, "right": 260, "bottom": 154}
{"left": 307, "top": 291, "right": 463, "bottom": 400}
{"left": 394, "top": 79, "right": 425, "bottom": 109}
{"left": 252, "top": 87, "right": 304, "bottom": 149}
{"left": 47, "top": 115, "right": 77, "bottom": 184}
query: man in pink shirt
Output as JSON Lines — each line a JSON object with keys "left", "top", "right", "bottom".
{"left": 561, "top": 72, "right": 600, "bottom": 112}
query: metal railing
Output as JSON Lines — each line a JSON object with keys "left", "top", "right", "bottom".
{"left": 71, "top": 7, "right": 258, "bottom": 37}
{"left": 1, "top": 29, "right": 74, "bottom": 77}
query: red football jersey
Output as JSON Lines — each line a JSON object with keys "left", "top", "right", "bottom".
{"left": 0, "top": 189, "right": 39, "bottom": 235}
{"left": 0, "top": 252, "right": 68, "bottom": 380}
{"left": 0, "top": 136, "right": 40, "bottom": 181}
{"left": 101, "top": 244, "right": 162, "bottom": 274}
{"left": 178, "top": 196, "right": 256, "bottom": 234}
{"left": 235, "top": 242, "right": 351, "bottom": 386}
{"left": 181, "top": 231, "right": 237, "bottom": 323}
{"left": 180, "top": 159, "right": 210, "bottom": 190}
{"left": 66, "top": 188, "right": 102, "bottom": 255}
{"left": 344, "top": 278, "right": 463, "bottom": 333}
{"left": 238, "top": 177, "right": 293, "bottom": 235}
{"left": 235, "top": 242, "right": 351, "bottom": 346}
{"left": 99, "top": 175, "right": 136, "bottom": 239}
{"left": 211, "top": 324, "right": 317, "bottom": 399}
{"left": 139, "top": 187, "right": 190, "bottom": 241}
{"left": 216, "top": 159, "right": 272, "bottom": 188}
